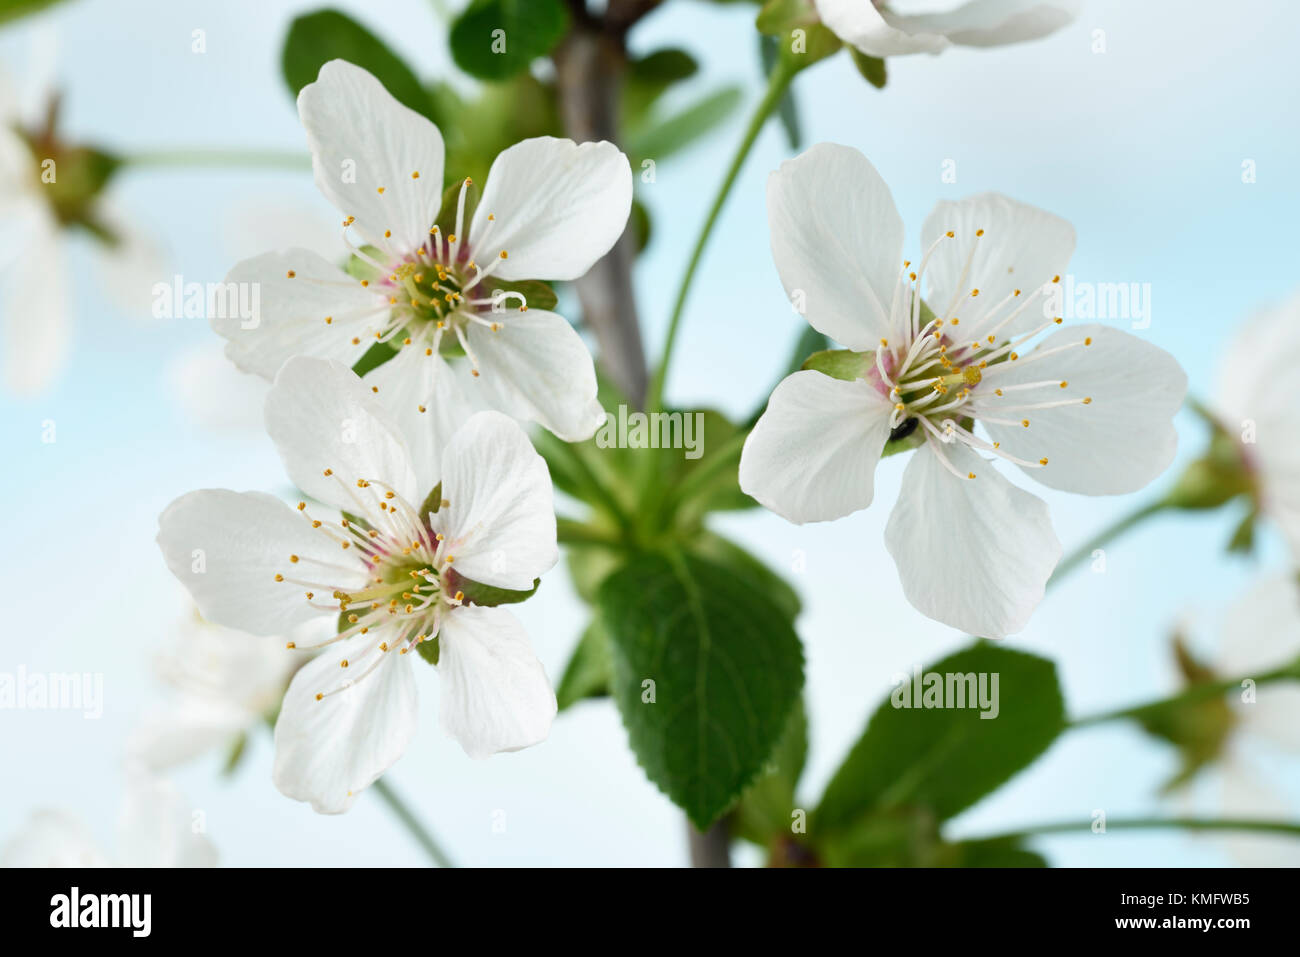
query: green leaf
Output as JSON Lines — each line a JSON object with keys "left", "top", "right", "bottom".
{"left": 624, "top": 48, "right": 699, "bottom": 125}
{"left": 692, "top": 532, "right": 800, "bottom": 621}
{"left": 598, "top": 550, "right": 804, "bottom": 828}
{"left": 449, "top": 0, "right": 569, "bottom": 81}
{"left": 732, "top": 697, "right": 808, "bottom": 846}
{"left": 626, "top": 87, "right": 743, "bottom": 163}
{"left": 282, "top": 10, "right": 431, "bottom": 117}
{"left": 815, "top": 643, "right": 1065, "bottom": 834}
{"left": 849, "top": 48, "right": 887, "bottom": 89}
{"left": 953, "top": 839, "right": 1048, "bottom": 868}
{"left": 817, "top": 808, "right": 1048, "bottom": 866}
{"left": 556, "top": 620, "right": 614, "bottom": 710}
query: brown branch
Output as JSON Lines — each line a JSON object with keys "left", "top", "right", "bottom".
{"left": 552, "top": 4, "right": 649, "bottom": 408}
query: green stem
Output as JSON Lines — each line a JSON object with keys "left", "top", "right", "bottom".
{"left": 548, "top": 440, "right": 634, "bottom": 534}
{"left": 970, "top": 816, "right": 1300, "bottom": 843}
{"left": 371, "top": 777, "right": 456, "bottom": 867}
{"left": 556, "top": 517, "right": 625, "bottom": 548}
{"left": 1070, "top": 660, "right": 1300, "bottom": 729}
{"left": 646, "top": 56, "right": 799, "bottom": 413}
{"left": 1047, "top": 498, "right": 1169, "bottom": 587}
{"left": 125, "top": 148, "right": 309, "bottom": 171}
{"left": 657, "top": 428, "right": 749, "bottom": 519}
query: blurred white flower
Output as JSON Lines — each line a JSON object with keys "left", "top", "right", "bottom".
{"left": 215, "top": 59, "right": 631, "bottom": 445}
{"left": 815, "top": 0, "right": 1079, "bottom": 57}
{"left": 1179, "top": 576, "right": 1300, "bottom": 866}
{"left": 740, "top": 144, "right": 1186, "bottom": 637}
{"left": 128, "top": 609, "right": 300, "bottom": 770}
{"left": 1215, "top": 290, "right": 1300, "bottom": 561}
{"left": 166, "top": 342, "right": 271, "bottom": 434}
{"left": 2, "top": 770, "right": 216, "bottom": 868}
{"left": 156, "top": 357, "right": 559, "bottom": 813}
{"left": 0, "top": 71, "right": 163, "bottom": 395}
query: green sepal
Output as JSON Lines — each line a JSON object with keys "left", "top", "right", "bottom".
{"left": 417, "top": 634, "right": 441, "bottom": 666}
{"left": 800, "top": 348, "right": 872, "bottom": 381}
{"left": 454, "top": 576, "right": 541, "bottom": 608}
{"left": 849, "top": 48, "right": 887, "bottom": 89}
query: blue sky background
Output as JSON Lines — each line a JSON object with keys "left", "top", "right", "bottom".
{"left": 2, "top": 0, "right": 1299, "bottom": 866}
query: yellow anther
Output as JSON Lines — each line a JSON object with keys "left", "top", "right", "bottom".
{"left": 274, "top": 573, "right": 284, "bottom": 582}
{"left": 1039, "top": 457, "right": 1049, "bottom": 465}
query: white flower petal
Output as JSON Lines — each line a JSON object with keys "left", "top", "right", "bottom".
{"left": 1216, "top": 292, "right": 1300, "bottom": 561}
{"left": 1215, "top": 754, "right": 1300, "bottom": 867}
{"left": 740, "top": 370, "right": 895, "bottom": 524}
{"left": 117, "top": 771, "right": 218, "bottom": 868}
{"left": 885, "top": 441, "right": 1061, "bottom": 636}
{"left": 469, "top": 137, "right": 631, "bottom": 282}
{"left": 1222, "top": 576, "right": 1300, "bottom": 754}
{"left": 888, "top": 0, "right": 1080, "bottom": 49}
{"left": 437, "top": 605, "right": 555, "bottom": 759}
{"left": 363, "top": 345, "right": 471, "bottom": 497}
{"left": 128, "top": 697, "right": 252, "bottom": 770}
{"left": 95, "top": 198, "right": 168, "bottom": 320}
{"left": 977, "top": 324, "right": 1186, "bottom": 495}
{"left": 273, "top": 632, "right": 418, "bottom": 814}
{"left": 216, "top": 248, "right": 386, "bottom": 380}
{"left": 297, "top": 59, "right": 444, "bottom": 254}
{"left": 434, "top": 412, "right": 558, "bottom": 591}
{"left": 1, "top": 810, "right": 109, "bottom": 868}
{"left": 166, "top": 342, "right": 270, "bottom": 434}
{"left": 157, "top": 488, "right": 366, "bottom": 635}
{"left": 3, "top": 199, "right": 68, "bottom": 395}
{"left": 265, "top": 356, "right": 420, "bottom": 512}
{"left": 921, "top": 192, "right": 1075, "bottom": 339}
{"left": 814, "top": 0, "right": 950, "bottom": 56}
{"left": 766, "top": 143, "right": 904, "bottom": 350}
{"left": 463, "top": 309, "right": 604, "bottom": 441}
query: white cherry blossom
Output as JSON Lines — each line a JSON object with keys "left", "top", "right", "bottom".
{"left": 740, "top": 143, "right": 1186, "bottom": 637}
{"left": 156, "top": 356, "right": 559, "bottom": 813}
{"left": 214, "top": 59, "right": 631, "bottom": 449}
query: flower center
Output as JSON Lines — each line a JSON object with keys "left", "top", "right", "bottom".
{"left": 344, "top": 177, "right": 523, "bottom": 377}
{"left": 273, "top": 475, "right": 468, "bottom": 700}
{"left": 869, "top": 227, "right": 1095, "bottom": 480}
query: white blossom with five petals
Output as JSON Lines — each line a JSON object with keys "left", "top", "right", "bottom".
{"left": 740, "top": 143, "right": 1186, "bottom": 637}
{"left": 214, "top": 59, "right": 631, "bottom": 470}
{"left": 156, "top": 356, "right": 559, "bottom": 813}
